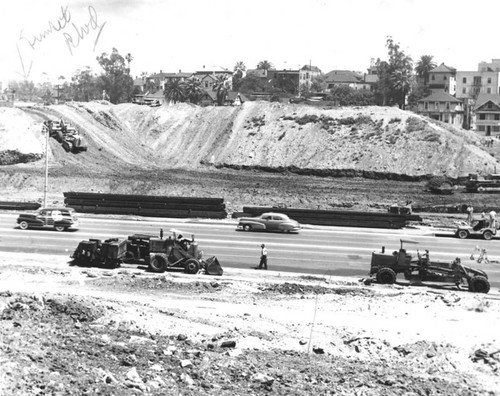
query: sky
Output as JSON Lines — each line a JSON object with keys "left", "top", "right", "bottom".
{"left": 2, "top": 0, "right": 500, "bottom": 85}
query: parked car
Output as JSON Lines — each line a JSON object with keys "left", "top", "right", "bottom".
{"left": 17, "top": 207, "right": 80, "bottom": 232}
{"left": 237, "top": 212, "right": 301, "bottom": 233}
{"left": 455, "top": 220, "right": 496, "bottom": 240}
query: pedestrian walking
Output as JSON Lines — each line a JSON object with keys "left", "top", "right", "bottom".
{"left": 258, "top": 243, "right": 268, "bottom": 270}
{"left": 466, "top": 205, "right": 474, "bottom": 224}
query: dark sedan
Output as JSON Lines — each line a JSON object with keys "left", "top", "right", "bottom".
{"left": 17, "top": 207, "right": 80, "bottom": 232}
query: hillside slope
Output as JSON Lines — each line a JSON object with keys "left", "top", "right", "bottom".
{"left": 1, "top": 101, "right": 498, "bottom": 178}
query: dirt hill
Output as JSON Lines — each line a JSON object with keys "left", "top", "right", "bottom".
{"left": 1, "top": 101, "right": 499, "bottom": 178}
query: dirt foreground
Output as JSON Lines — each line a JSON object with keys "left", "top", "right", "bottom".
{"left": 0, "top": 253, "right": 499, "bottom": 395}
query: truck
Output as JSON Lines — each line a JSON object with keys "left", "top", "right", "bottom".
{"left": 71, "top": 229, "right": 223, "bottom": 275}
{"left": 465, "top": 173, "right": 500, "bottom": 193}
{"left": 369, "top": 240, "right": 490, "bottom": 293}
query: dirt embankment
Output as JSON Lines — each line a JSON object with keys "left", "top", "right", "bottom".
{"left": 1, "top": 101, "right": 499, "bottom": 178}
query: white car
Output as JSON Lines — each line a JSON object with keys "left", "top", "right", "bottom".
{"left": 237, "top": 212, "right": 301, "bottom": 233}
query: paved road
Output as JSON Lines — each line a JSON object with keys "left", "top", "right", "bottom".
{"left": 1, "top": 213, "right": 499, "bottom": 288}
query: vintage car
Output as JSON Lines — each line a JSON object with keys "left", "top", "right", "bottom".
{"left": 455, "top": 219, "right": 497, "bottom": 240}
{"left": 237, "top": 212, "right": 301, "bottom": 233}
{"left": 17, "top": 207, "right": 80, "bottom": 232}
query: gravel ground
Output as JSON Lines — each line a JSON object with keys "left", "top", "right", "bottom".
{"left": 0, "top": 256, "right": 499, "bottom": 396}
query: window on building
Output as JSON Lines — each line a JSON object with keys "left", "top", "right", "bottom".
{"left": 488, "top": 77, "right": 492, "bottom": 84}
{"left": 494, "top": 126, "right": 500, "bottom": 132}
{"left": 424, "top": 102, "right": 428, "bottom": 110}
{"left": 474, "top": 76, "right": 482, "bottom": 85}
{"left": 488, "top": 102, "right": 493, "bottom": 108}
{"left": 446, "top": 102, "right": 450, "bottom": 110}
{"left": 463, "top": 77, "right": 467, "bottom": 83}
{"left": 443, "top": 76, "right": 447, "bottom": 80}
{"left": 495, "top": 114, "right": 500, "bottom": 120}
{"left": 488, "top": 88, "right": 492, "bottom": 94}
{"left": 462, "top": 87, "right": 466, "bottom": 94}
{"left": 478, "top": 125, "right": 485, "bottom": 131}
{"left": 431, "top": 75, "right": 435, "bottom": 80}
{"left": 479, "top": 114, "right": 486, "bottom": 120}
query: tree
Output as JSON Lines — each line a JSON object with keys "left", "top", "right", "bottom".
{"left": 234, "top": 61, "right": 246, "bottom": 73}
{"left": 163, "top": 78, "right": 186, "bottom": 104}
{"left": 375, "top": 37, "right": 413, "bottom": 108}
{"left": 212, "top": 75, "right": 229, "bottom": 106}
{"left": 238, "top": 73, "right": 269, "bottom": 94}
{"left": 96, "top": 48, "right": 134, "bottom": 103}
{"left": 184, "top": 78, "right": 203, "bottom": 104}
{"left": 415, "top": 55, "right": 436, "bottom": 86}
{"left": 257, "top": 60, "right": 273, "bottom": 70}
{"left": 407, "top": 83, "right": 431, "bottom": 110}
{"left": 310, "top": 75, "right": 327, "bottom": 93}
{"left": 233, "top": 61, "right": 246, "bottom": 90}
{"left": 70, "top": 67, "right": 99, "bottom": 101}
{"left": 327, "top": 85, "right": 376, "bottom": 106}
{"left": 9, "top": 79, "right": 38, "bottom": 101}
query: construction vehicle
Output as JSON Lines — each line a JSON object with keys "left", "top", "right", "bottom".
{"left": 465, "top": 173, "right": 500, "bottom": 193}
{"left": 70, "top": 229, "right": 223, "bottom": 275}
{"left": 71, "top": 238, "right": 127, "bottom": 268}
{"left": 369, "top": 240, "right": 490, "bottom": 293}
{"left": 43, "top": 119, "right": 87, "bottom": 154}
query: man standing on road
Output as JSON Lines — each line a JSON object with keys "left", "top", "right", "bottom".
{"left": 258, "top": 243, "right": 268, "bottom": 270}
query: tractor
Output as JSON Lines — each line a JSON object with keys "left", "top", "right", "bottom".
{"left": 369, "top": 239, "right": 490, "bottom": 293}
{"left": 124, "top": 229, "right": 223, "bottom": 275}
{"left": 70, "top": 229, "right": 223, "bottom": 275}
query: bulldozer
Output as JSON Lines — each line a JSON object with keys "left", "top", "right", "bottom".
{"left": 70, "top": 229, "right": 223, "bottom": 275}
{"left": 369, "top": 239, "right": 490, "bottom": 293}
{"left": 43, "top": 119, "right": 87, "bottom": 154}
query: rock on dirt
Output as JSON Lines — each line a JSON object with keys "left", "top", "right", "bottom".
{"left": 0, "top": 258, "right": 499, "bottom": 395}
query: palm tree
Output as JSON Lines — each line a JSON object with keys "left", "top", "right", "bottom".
{"left": 163, "top": 78, "right": 186, "bottom": 104}
{"left": 415, "top": 55, "right": 436, "bottom": 86}
{"left": 212, "top": 75, "right": 229, "bottom": 106}
{"left": 184, "top": 78, "right": 203, "bottom": 105}
{"left": 257, "top": 60, "right": 273, "bottom": 70}
{"left": 234, "top": 61, "right": 246, "bottom": 73}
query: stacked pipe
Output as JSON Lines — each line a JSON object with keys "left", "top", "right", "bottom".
{"left": 0, "top": 201, "right": 41, "bottom": 211}
{"left": 64, "top": 192, "right": 227, "bottom": 219}
{"left": 241, "top": 206, "right": 421, "bottom": 229}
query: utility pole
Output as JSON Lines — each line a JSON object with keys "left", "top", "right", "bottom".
{"left": 43, "top": 125, "right": 49, "bottom": 208}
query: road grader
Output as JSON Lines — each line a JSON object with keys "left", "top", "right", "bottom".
{"left": 369, "top": 240, "right": 490, "bottom": 293}
{"left": 70, "top": 229, "right": 223, "bottom": 275}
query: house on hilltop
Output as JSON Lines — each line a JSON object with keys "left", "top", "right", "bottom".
{"left": 474, "top": 94, "right": 500, "bottom": 136}
{"left": 417, "top": 91, "right": 463, "bottom": 126}
{"left": 324, "top": 70, "right": 371, "bottom": 90}
{"left": 148, "top": 70, "right": 193, "bottom": 91}
{"left": 428, "top": 63, "right": 457, "bottom": 95}
{"left": 299, "top": 65, "right": 322, "bottom": 89}
{"left": 194, "top": 67, "right": 233, "bottom": 90}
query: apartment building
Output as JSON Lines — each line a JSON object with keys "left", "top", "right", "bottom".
{"left": 456, "top": 59, "right": 500, "bottom": 99}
